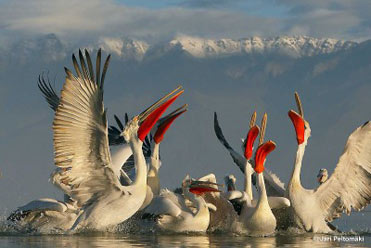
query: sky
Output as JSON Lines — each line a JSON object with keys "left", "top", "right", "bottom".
{"left": 0, "top": 0, "right": 371, "bottom": 46}
{"left": 0, "top": 0, "right": 370, "bottom": 225}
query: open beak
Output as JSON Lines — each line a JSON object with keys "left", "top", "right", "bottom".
{"left": 254, "top": 140, "right": 276, "bottom": 174}
{"left": 244, "top": 125, "right": 260, "bottom": 160}
{"left": 137, "top": 86, "right": 184, "bottom": 141}
{"left": 189, "top": 180, "right": 222, "bottom": 195}
{"left": 153, "top": 104, "right": 188, "bottom": 144}
{"left": 288, "top": 110, "right": 305, "bottom": 145}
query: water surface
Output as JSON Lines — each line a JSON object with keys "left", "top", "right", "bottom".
{"left": 0, "top": 211, "right": 369, "bottom": 247}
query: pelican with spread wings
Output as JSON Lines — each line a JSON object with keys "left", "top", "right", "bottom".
{"left": 52, "top": 49, "right": 185, "bottom": 230}
{"left": 287, "top": 92, "right": 371, "bottom": 233}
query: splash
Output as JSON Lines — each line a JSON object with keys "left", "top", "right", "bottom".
{"left": 1, "top": 213, "right": 370, "bottom": 236}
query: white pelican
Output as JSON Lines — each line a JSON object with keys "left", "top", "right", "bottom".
{"left": 113, "top": 105, "right": 188, "bottom": 210}
{"left": 287, "top": 92, "right": 371, "bottom": 233}
{"left": 52, "top": 49, "right": 184, "bottom": 231}
{"left": 214, "top": 113, "right": 290, "bottom": 209}
{"left": 214, "top": 112, "right": 287, "bottom": 198}
{"left": 241, "top": 140, "right": 278, "bottom": 236}
{"left": 143, "top": 175, "right": 219, "bottom": 232}
{"left": 195, "top": 173, "right": 239, "bottom": 231}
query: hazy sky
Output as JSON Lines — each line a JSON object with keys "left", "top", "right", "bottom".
{"left": 0, "top": 0, "right": 370, "bottom": 216}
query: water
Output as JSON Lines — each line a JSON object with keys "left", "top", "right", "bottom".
{"left": 0, "top": 233, "right": 370, "bottom": 248}
{"left": 0, "top": 212, "right": 370, "bottom": 248}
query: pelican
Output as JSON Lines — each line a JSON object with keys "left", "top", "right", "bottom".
{"left": 143, "top": 175, "right": 219, "bottom": 232}
{"left": 51, "top": 49, "right": 185, "bottom": 231}
{"left": 214, "top": 112, "right": 287, "bottom": 198}
{"left": 241, "top": 140, "right": 278, "bottom": 236}
{"left": 287, "top": 92, "right": 371, "bottom": 233}
{"left": 195, "top": 173, "right": 239, "bottom": 231}
{"left": 224, "top": 175, "right": 244, "bottom": 214}
{"left": 113, "top": 105, "right": 188, "bottom": 210}
{"left": 215, "top": 113, "right": 290, "bottom": 210}
{"left": 317, "top": 169, "right": 328, "bottom": 185}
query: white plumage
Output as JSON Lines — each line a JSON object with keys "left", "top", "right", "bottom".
{"left": 287, "top": 96, "right": 371, "bottom": 233}
{"left": 52, "top": 49, "right": 183, "bottom": 231}
{"left": 7, "top": 198, "right": 79, "bottom": 232}
{"left": 143, "top": 176, "right": 217, "bottom": 232}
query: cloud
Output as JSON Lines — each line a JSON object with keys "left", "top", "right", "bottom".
{"left": 0, "top": 0, "right": 281, "bottom": 43}
{"left": 277, "top": 0, "right": 371, "bottom": 40}
{"left": 0, "top": 0, "right": 370, "bottom": 46}
{"left": 312, "top": 58, "right": 339, "bottom": 77}
{"left": 179, "top": 0, "right": 244, "bottom": 8}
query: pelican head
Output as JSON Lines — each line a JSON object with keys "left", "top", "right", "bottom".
{"left": 254, "top": 140, "right": 276, "bottom": 174}
{"left": 288, "top": 92, "right": 311, "bottom": 145}
{"left": 288, "top": 110, "right": 311, "bottom": 145}
{"left": 189, "top": 181, "right": 221, "bottom": 196}
{"left": 243, "top": 125, "right": 260, "bottom": 160}
{"left": 182, "top": 175, "right": 221, "bottom": 196}
{"left": 122, "top": 117, "right": 140, "bottom": 142}
{"left": 317, "top": 168, "right": 328, "bottom": 184}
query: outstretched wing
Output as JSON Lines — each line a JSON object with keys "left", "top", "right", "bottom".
{"left": 314, "top": 121, "right": 371, "bottom": 221}
{"left": 53, "top": 49, "right": 125, "bottom": 207}
{"left": 37, "top": 75, "right": 129, "bottom": 151}
{"left": 38, "top": 74, "right": 60, "bottom": 111}
{"left": 214, "top": 112, "right": 246, "bottom": 172}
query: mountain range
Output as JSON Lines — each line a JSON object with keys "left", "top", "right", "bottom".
{"left": 2, "top": 34, "right": 358, "bottom": 64}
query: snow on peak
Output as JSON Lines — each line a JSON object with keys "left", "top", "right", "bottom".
{"left": 95, "top": 37, "right": 149, "bottom": 60}
{"left": 167, "top": 35, "right": 357, "bottom": 58}
{"left": 3, "top": 34, "right": 358, "bottom": 64}
{"left": 169, "top": 36, "right": 242, "bottom": 58}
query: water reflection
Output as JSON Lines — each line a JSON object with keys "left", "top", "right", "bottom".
{"left": 156, "top": 234, "right": 210, "bottom": 247}
{"left": 1, "top": 233, "right": 369, "bottom": 248}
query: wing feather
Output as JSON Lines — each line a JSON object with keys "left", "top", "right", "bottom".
{"left": 213, "top": 112, "right": 246, "bottom": 172}
{"left": 263, "top": 169, "right": 286, "bottom": 197}
{"left": 53, "top": 49, "right": 123, "bottom": 207}
{"left": 38, "top": 74, "right": 60, "bottom": 111}
{"left": 17, "top": 198, "right": 68, "bottom": 212}
{"left": 314, "top": 121, "right": 371, "bottom": 221}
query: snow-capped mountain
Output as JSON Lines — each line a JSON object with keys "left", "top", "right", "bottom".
{"left": 2, "top": 34, "right": 358, "bottom": 63}
{"left": 165, "top": 35, "right": 357, "bottom": 58}
{"left": 93, "top": 37, "right": 149, "bottom": 61}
